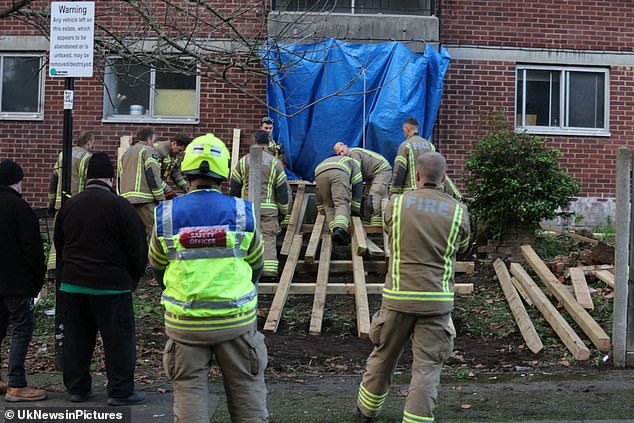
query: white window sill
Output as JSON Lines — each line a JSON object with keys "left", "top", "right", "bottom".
{"left": 516, "top": 126, "right": 611, "bottom": 137}
{"left": 102, "top": 115, "right": 199, "bottom": 125}
{"left": 0, "top": 113, "right": 43, "bottom": 121}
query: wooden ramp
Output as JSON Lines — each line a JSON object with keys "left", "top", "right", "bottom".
{"left": 260, "top": 185, "right": 475, "bottom": 337}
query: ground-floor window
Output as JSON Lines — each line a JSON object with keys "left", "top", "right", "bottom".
{"left": 0, "top": 54, "right": 44, "bottom": 120}
{"left": 516, "top": 65, "right": 609, "bottom": 136}
{"left": 103, "top": 57, "right": 199, "bottom": 124}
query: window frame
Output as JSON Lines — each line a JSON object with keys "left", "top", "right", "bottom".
{"left": 515, "top": 65, "right": 610, "bottom": 137}
{"left": 102, "top": 56, "right": 201, "bottom": 125}
{"left": 0, "top": 53, "right": 45, "bottom": 121}
{"left": 272, "top": 0, "right": 434, "bottom": 15}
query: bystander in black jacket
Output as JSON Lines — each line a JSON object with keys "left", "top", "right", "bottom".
{"left": 0, "top": 186, "right": 46, "bottom": 297}
{"left": 54, "top": 180, "right": 147, "bottom": 290}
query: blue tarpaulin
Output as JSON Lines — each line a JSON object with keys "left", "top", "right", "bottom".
{"left": 261, "top": 38, "right": 450, "bottom": 181}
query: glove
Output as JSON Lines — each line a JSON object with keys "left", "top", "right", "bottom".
{"left": 351, "top": 205, "right": 361, "bottom": 217}
{"left": 278, "top": 214, "right": 286, "bottom": 224}
{"left": 165, "top": 190, "right": 176, "bottom": 200}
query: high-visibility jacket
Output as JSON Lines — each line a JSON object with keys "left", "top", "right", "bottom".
{"left": 314, "top": 156, "right": 364, "bottom": 211}
{"left": 229, "top": 145, "right": 289, "bottom": 216}
{"left": 48, "top": 146, "right": 92, "bottom": 210}
{"left": 348, "top": 148, "right": 391, "bottom": 181}
{"left": 383, "top": 185, "right": 470, "bottom": 316}
{"left": 391, "top": 133, "right": 435, "bottom": 193}
{"left": 148, "top": 188, "right": 264, "bottom": 334}
{"left": 153, "top": 141, "right": 188, "bottom": 191}
{"left": 118, "top": 142, "right": 166, "bottom": 204}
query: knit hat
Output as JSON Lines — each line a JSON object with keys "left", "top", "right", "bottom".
{"left": 0, "top": 159, "right": 24, "bottom": 186}
{"left": 86, "top": 152, "right": 115, "bottom": 179}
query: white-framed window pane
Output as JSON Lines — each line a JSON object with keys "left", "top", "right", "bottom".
{"left": 1, "top": 56, "right": 42, "bottom": 114}
{"left": 568, "top": 71, "right": 605, "bottom": 129}
{"left": 154, "top": 63, "right": 196, "bottom": 117}
{"left": 525, "top": 69, "right": 560, "bottom": 126}
{"left": 105, "top": 60, "right": 151, "bottom": 115}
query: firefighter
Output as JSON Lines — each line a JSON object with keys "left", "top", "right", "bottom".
{"left": 333, "top": 142, "right": 392, "bottom": 226}
{"left": 230, "top": 130, "right": 289, "bottom": 279}
{"left": 148, "top": 133, "right": 267, "bottom": 423}
{"left": 153, "top": 133, "right": 192, "bottom": 198}
{"left": 118, "top": 127, "right": 166, "bottom": 237}
{"left": 259, "top": 116, "right": 285, "bottom": 163}
{"left": 47, "top": 131, "right": 95, "bottom": 276}
{"left": 390, "top": 117, "right": 435, "bottom": 194}
{"left": 314, "top": 155, "right": 363, "bottom": 245}
{"left": 356, "top": 152, "right": 470, "bottom": 423}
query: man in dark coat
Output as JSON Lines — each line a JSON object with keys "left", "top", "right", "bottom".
{"left": 0, "top": 160, "right": 47, "bottom": 402}
{"left": 54, "top": 152, "right": 147, "bottom": 406}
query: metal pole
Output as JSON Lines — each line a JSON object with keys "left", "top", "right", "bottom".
{"left": 55, "top": 76, "right": 74, "bottom": 371}
{"left": 614, "top": 147, "right": 631, "bottom": 367}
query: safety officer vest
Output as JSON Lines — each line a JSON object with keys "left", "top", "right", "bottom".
{"left": 155, "top": 189, "right": 258, "bottom": 331}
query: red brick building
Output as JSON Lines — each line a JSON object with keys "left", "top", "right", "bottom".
{"left": 1, "top": 1, "right": 628, "bottom": 226}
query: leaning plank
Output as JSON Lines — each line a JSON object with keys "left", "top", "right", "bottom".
{"left": 280, "top": 184, "right": 307, "bottom": 256}
{"left": 569, "top": 267, "right": 594, "bottom": 310}
{"left": 309, "top": 234, "right": 332, "bottom": 335}
{"left": 540, "top": 224, "right": 599, "bottom": 245}
{"left": 264, "top": 234, "right": 303, "bottom": 333}
{"left": 304, "top": 214, "right": 325, "bottom": 264}
{"left": 510, "top": 263, "right": 591, "bottom": 360}
{"left": 563, "top": 265, "right": 614, "bottom": 278}
{"left": 259, "top": 282, "right": 474, "bottom": 295}
{"left": 352, "top": 235, "right": 370, "bottom": 338}
{"left": 352, "top": 217, "right": 369, "bottom": 256}
{"left": 595, "top": 270, "right": 615, "bottom": 288}
{"left": 493, "top": 259, "right": 543, "bottom": 353}
{"left": 511, "top": 276, "right": 533, "bottom": 306}
{"left": 521, "top": 245, "right": 610, "bottom": 352}
{"left": 366, "top": 237, "right": 384, "bottom": 257}
{"left": 230, "top": 128, "right": 241, "bottom": 178}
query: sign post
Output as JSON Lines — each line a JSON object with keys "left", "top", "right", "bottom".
{"left": 49, "top": 0, "right": 95, "bottom": 371}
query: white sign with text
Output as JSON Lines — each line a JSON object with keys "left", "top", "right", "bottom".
{"left": 49, "top": 1, "right": 95, "bottom": 77}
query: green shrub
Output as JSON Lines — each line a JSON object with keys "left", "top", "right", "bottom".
{"left": 464, "top": 116, "right": 580, "bottom": 239}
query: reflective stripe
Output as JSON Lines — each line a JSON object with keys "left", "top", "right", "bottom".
{"left": 162, "top": 287, "right": 257, "bottom": 310}
{"left": 391, "top": 195, "right": 403, "bottom": 290}
{"left": 162, "top": 200, "right": 176, "bottom": 254}
{"left": 407, "top": 144, "right": 416, "bottom": 189}
{"left": 166, "top": 247, "right": 248, "bottom": 260}
{"left": 78, "top": 152, "right": 90, "bottom": 192}
{"left": 382, "top": 288, "right": 454, "bottom": 301}
{"left": 357, "top": 383, "right": 387, "bottom": 412}
{"left": 164, "top": 310, "right": 256, "bottom": 331}
{"left": 441, "top": 206, "right": 463, "bottom": 292}
{"left": 403, "top": 410, "right": 434, "bottom": 423}
{"left": 121, "top": 192, "right": 155, "bottom": 199}
{"left": 135, "top": 149, "right": 144, "bottom": 193}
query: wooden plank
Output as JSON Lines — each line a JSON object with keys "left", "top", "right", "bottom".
{"left": 381, "top": 198, "right": 390, "bottom": 259}
{"left": 294, "top": 260, "right": 474, "bottom": 274}
{"left": 510, "top": 262, "right": 591, "bottom": 360}
{"left": 351, "top": 234, "right": 370, "bottom": 338}
{"left": 280, "top": 184, "right": 307, "bottom": 256}
{"left": 309, "top": 234, "right": 332, "bottom": 335}
{"left": 366, "top": 237, "right": 384, "bottom": 257}
{"left": 258, "top": 282, "right": 473, "bottom": 295}
{"left": 595, "top": 270, "right": 615, "bottom": 288}
{"left": 521, "top": 245, "right": 611, "bottom": 353}
{"left": 457, "top": 261, "right": 475, "bottom": 274}
{"left": 352, "top": 216, "right": 368, "bottom": 256}
{"left": 563, "top": 264, "right": 614, "bottom": 278}
{"left": 304, "top": 214, "right": 325, "bottom": 264}
{"left": 493, "top": 259, "right": 543, "bottom": 353}
{"left": 540, "top": 224, "right": 599, "bottom": 245}
{"left": 264, "top": 234, "right": 303, "bottom": 333}
{"left": 510, "top": 276, "right": 533, "bottom": 307}
{"left": 230, "top": 128, "right": 241, "bottom": 178}
{"left": 569, "top": 267, "right": 594, "bottom": 310}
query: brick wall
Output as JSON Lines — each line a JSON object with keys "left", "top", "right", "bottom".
{"left": 438, "top": 60, "right": 634, "bottom": 200}
{"left": 440, "top": 0, "right": 634, "bottom": 51}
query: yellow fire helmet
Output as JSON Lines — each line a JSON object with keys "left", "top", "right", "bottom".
{"left": 180, "top": 133, "right": 230, "bottom": 180}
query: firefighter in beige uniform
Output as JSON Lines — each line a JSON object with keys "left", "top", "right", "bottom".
{"left": 153, "top": 133, "right": 191, "bottom": 198}
{"left": 230, "top": 130, "right": 289, "bottom": 278}
{"left": 334, "top": 142, "right": 392, "bottom": 226}
{"left": 357, "top": 152, "right": 470, "bottom": 423}
{"left": 314, "top": 155, "right": 363, "bottom": 245}
{"left": 47, "top": 131, "right": 95, "bottom": 274}
{"left": 118, "top": 127, "right": 166, "bottom": 237}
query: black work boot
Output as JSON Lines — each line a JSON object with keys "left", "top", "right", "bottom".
{"left": 333, "top": 227, "right": 349, "bottom": 245}
{"left": 355, "top": 407, "right": 375, "bottom": 422}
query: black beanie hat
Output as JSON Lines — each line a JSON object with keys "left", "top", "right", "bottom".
{"left": 86, "top": 152, "right": 115, "bottom": 179}
{"left": 0, "top": 159, "right": 24, "bottom": 186}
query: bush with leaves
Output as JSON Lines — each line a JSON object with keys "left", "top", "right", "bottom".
{"left": 464, "top": 120, "right": 580, "bottom": 239}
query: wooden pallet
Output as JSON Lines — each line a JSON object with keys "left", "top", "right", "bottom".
{"left": 262, "top": 183, "right": 474, "bottom": 337}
